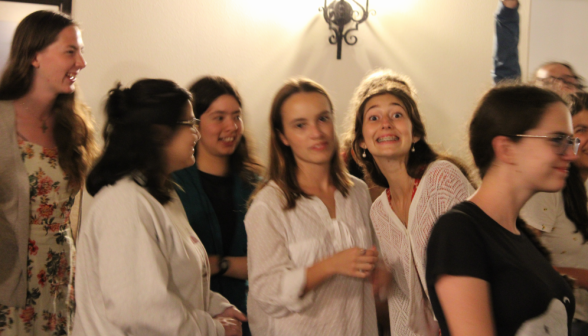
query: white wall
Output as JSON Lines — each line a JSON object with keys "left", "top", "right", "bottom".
{"left": 68, "top": 0, "right": 531, "bottom": 211}
{"left": 72, "top": 0, "right": 515, "bottom": 161}
{"left": 528, "top": 0, "right": 588, "bottom": 80}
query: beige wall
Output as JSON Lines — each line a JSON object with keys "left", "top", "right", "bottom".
{"left": 70, "top": 0, "right": 533, "bottom": 218}
{"left": 73, "top": 0, "right": 530, "bottom": 162}
{"left": 528, "top": 0, "right": 588, "bottom": 80}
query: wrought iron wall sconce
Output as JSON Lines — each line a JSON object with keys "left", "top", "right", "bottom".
{"left": 319, "top": 0, "right": 374, "bottom": 60}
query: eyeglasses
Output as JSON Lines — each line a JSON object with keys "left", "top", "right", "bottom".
{"left": 536, "top": 75, "right": 585, "bottom": 90}
{"left": 515, "top": 134, "right": 580, "bottom": 155}
{"left": 177, "top": 118, "right": 200, "bottom": 129}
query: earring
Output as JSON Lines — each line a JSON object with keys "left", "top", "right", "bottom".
{"left": 362, "top": 148, "right": 367, "bottom": 158}
{"left": 411, "top": 143, "right": 416, "bottom": 152}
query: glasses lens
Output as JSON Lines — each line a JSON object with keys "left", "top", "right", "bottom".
{"left": 573, "top": 137, "right": 581, "bottom": 155}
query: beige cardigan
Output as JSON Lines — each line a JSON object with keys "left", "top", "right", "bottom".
{"left": 0, "top": 100, "right": 30, "bottom": 307}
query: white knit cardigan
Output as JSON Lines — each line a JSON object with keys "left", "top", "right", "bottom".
{"left": 371, "top": 160, "right": 474, "bottom": 336}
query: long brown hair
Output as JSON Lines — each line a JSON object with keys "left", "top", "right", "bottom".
{"left": 345, "top": 69, "right": 469, "bottom": 188}
{"left": 252, "top": 78, "right": 352, "bottom": 210}
{"left": 0, "top": 10, "right": 97, "bottom": 191}
{"left": 188, "top": 76, "right": 263, "bottom": 183}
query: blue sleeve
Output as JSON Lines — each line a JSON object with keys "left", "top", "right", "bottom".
{"left": 492, "top": 1, "right": 521, "bottom": 84}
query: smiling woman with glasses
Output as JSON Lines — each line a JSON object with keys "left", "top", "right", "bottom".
{"left": 426, "top": 85, "right": 576, "bottom": 336}
{"left": 521, "top": 92, "right": 588, "bottom": 336}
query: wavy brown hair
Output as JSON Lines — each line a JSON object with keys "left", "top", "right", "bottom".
{"left": 0, "top": 10, "right": 97, "bottom": 191}
{"left": 344, "top": 69, "right": 469, "bottom": 188}
{"left": 188, "top": 76, "right": 263, "bottom": 183}
{"left": 252, "top": 78, "right": 352, "bottom": 210}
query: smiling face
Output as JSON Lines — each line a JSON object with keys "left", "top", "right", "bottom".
{"left": 512, "top": 102, "right": 575, "bottom": 192}
{"left": 360, "top": 93, "right": 420, "bottom": 163}
{"left": 165, "top": 102, "right": 200, "bottom": 174}
{"left": 279, "top": 92, "right": 335, "bottom": 167}
{"left": 573, "top": 109, "right": 588, "bottom": 173}
{"left": 197, "top": 94, "right": 243, "bottom": 159}
{"left": 31, "top": 25, "right": 86, "bottom": 96}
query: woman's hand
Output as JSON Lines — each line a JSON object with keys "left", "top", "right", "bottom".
{"left": 214, "top": 307, "right": 246, "bottom": 336}
{"left": 371, "top": 262, "right": 393, "bottom": 300}
{"left": 216, "top": 307, "right": 248, "bottom": 322}
{"left": 215, "top": 316, "right": 242, "bottom": 336}
{"left": 304, "top": 246, "right": 378, "bottom": 294}
{"left": 329, "top": 246, "right": 378, "bottom": 279}
{"left": 502, "top": 0, "right": 518, "bottom": 9}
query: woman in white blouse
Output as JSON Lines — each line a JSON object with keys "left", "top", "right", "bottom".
{"left": 344, "top": 70, "right": 474, "bottom": 335}
{"left": 73, "top": 79, "right": 245, "bottom": 336}
{"left": 245, "top": 78, "right": 379, "bottom": 336}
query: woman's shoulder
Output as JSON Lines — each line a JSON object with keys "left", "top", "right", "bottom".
{"left": 422, "top": 160, "right": 470, "bottom": 186}
{"left": 91, "top": 177, "right": 159, "bottom": 211}
{"left": 250, "top": 180, "right": 284, "bottom": 206}
{"left": 426, "top": 159, "right": 464, "bottom": 175}
{"left": 348, "top": 175, "right": 369, "bottom": 194}
{"left": 430, "top": 202, "right": 482, "bottom": 237}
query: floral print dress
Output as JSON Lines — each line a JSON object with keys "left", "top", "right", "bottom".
{"left": 0, "top": 141, "right": 77, "bottom": 336}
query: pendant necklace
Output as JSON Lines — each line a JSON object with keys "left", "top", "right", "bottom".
{"left": 20, "top": 102, "right": 50, "bottom": 133}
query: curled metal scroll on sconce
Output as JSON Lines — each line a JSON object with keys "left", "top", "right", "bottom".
{"left": 319, "top": 0, "right": 375, "bottom": 60}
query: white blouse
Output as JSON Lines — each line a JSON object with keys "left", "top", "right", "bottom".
{"left": 521, "top": 190, "right": 588, "bottom": 323}
{"left": 245, "top": 176, "right": 378, "bottom": 336}
{"left": 72, "top": 177, "right": 233, "bottom": 336}
{"left": 371, "top": 160, "right": 473, "bottom": 336}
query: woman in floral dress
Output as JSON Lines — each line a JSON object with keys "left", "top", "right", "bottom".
{"left": 0, "top": 10, "right": 96, "bottom": 335}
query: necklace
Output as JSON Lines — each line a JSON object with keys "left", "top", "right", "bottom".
{"left": 19, "top": 102, "right": 51, "bottom": 133}
{"left": 386, "top": 178, "right": 421, "bottom": 209}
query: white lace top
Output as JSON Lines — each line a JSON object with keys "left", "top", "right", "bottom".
{"left": 245, "top": 176, "right": 378, "bottom": 336}
{"left": 371, "top": 160, "right": 474, "bottom": 336}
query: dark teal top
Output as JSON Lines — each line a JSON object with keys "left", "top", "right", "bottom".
{"left": 172, "top": 164, "right": 254, "bottom": 316}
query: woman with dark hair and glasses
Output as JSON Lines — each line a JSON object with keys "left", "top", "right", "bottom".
{"left": 73, "top": 79, "right": 244, "bottom": 336}
{"left": 172, "top": 76, "right": 261, "bottom": 336}
{"left": 521, "top": 92, "right": 588, "bottom": 336}
{"left": 427, "top": 85, "right": 578, "bottom": 336}
{"left": 0, "top": 10, "right": 97, "bottom": 335}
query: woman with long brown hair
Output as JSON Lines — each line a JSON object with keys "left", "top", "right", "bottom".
{"left": 345, "top": 69, "right": 473, "bottom": 335}
{"left": 246, "top": 78, "right": 378, "bottom": 335}
{"left": 172, "top": 76, "right": 262, "bottom": 336}
{"left": 0, "top": 10, "right": 96, "bottom": 335}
